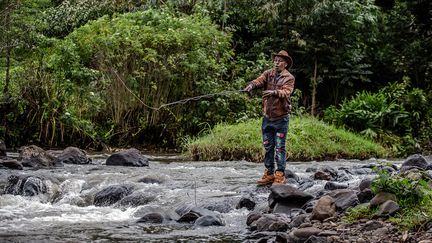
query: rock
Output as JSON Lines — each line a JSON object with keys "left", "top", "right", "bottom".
{"left": 57, "top": 147, "right": 91, "bottom": 164}
{"left": 357, "top": 189, "right": 375, "bottom": 203}
{"left": 285, "top": 169, "right": 300, "bottom": 182}
{"left": 176, "top": 206, "right": 219, "bottom": 224}
{"left": 269, "top": 184, "right": 313, "bottom": 209}
{"left": 93, "top": 185, "right": 134, "bottom": 206}
{"left": 361, "top": 220, "right": 383, "bottom": 231}
{"left": 137, "top": 212, "right": 164, "bottom": 223}
{"left": 314, "top": 171, "right": 332, "bottom": 181}
{"left": 202, "top": 200, "right": 234, "bottom": 213}
{"left": 138, "top": 177, "right": 164, "bottom": 184}
{"left": 4, "top": 175, "right": 47, "bottom": 196}
{"left": 236, "top": 195, "right": 256, "bottom": 210}
{"left": 370, "top": 192, "right": 397, "bottom": 207}
{"left": 247, "top": 212, "right": 262, "bottom": 226}
{"left": 0, "top": 159, "right": 23, "bottom": 170}
{"left": 289, "top": 214, "right": 309, "bottom": 228}
{"left": 358, "top": 178, "right": 373, "bottom": 191}
{"left": 254, "top": 214, "right": 290, "bottom": 232}
{"left": 117, "top": 191, "right": 156, "bottom": 207}
{"left": 194, "top": 215, "right": 225, "bottom": 226}
{"left": 292, "top": 227, "right": 321, "bottom": 239}
{"left": 326, "top": 189, "right": 359, "bottom": 212}
{"left": 375, "top": 200, "right": 399, "bottom": 217}
{"left": 310, "top": 195, "right": 336, "bottom": 221}
{"left": 106, "top": 148, "right": 149, "bottom": 167}
{"left": 324, "top": 182, "right": 348, "bottom": 190}
{"left": 402, "top": 154, "right": 428, "bottom": 170}
{"left": 19, "top": 145, "right": 62, "bottom": 168}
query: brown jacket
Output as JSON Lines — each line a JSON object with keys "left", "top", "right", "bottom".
{"left": 248, "top": 68, "right": 295, "bottom": 120}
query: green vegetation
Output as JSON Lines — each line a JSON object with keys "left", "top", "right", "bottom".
{"left": 1, "top": 0, "right": 431, "bottom": 156}
{"left": 344, "top": 170, "right": 432, "bottom": 230}
{"left": 185, "top": 116, "right": 388, "bottom": 161}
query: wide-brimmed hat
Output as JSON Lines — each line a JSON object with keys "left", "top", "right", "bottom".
{"left": 272, "top": 50, "right": 293, "bottom": 69}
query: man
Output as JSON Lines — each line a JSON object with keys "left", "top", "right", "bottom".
{"left": 244, "top": 50, "right": 295, "bottom": 186}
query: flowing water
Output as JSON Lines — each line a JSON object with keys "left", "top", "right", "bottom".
{"left": 0, "top": 154, "right": 398, "bottom": 242}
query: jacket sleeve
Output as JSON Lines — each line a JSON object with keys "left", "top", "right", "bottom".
{"left": 248, "top": 70, "right": 270, "bottom": 89}
{"left": 275, "top": 75, "right": 295, "bottom": 98}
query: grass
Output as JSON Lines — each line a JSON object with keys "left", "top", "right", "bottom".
{"left": 184, "top": 115, "right": 389, "bottom": 161}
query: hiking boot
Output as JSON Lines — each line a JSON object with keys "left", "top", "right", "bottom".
{"left": 273, "top": 171, "right": 286, "bottom": 185}
{"left": 257, "top": 169, "right": 274, "bottom": 186}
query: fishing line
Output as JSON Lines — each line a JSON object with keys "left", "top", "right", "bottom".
{"left": 111, "top": 67, "right": 247, "bottom": 111}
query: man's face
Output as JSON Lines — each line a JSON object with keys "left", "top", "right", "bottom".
{"left": 273, "top": 57, "right": 287, "bottom": 72}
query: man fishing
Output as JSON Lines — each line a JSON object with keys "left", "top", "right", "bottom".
{"left": 244, "top": 50, "right": 295, "bottom": 186}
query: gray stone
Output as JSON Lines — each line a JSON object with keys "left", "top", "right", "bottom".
{"left": 310, "top": 195, "right": 336, "bottom": 221}
{"left": 370, "top": 192, "right": 397, "bottom": 207}
{"left": 106, "top": 148, "right": 149, "bottom": 167}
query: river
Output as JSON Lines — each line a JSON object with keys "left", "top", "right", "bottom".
{"left": 0, "top": 153, "right": 398, "bottom": 242}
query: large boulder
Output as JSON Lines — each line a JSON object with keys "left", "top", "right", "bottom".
{"left": 4, "top": 175, "right": 48, "bottom": 196}
{"left": 0, "top": 159, "right": 23, "bottom": 170}
{"left": 401, "top": 154, "right": 429, "bottom": 170}
{"left": 93, "top": 185, "right": 134, "bottom": 206}
{"left": 57, "top": 147, "right": 91, "bottom": 164}
{"left": 106, "top": 148, "right": 149, "bottom": 167}
{"left": 326, "top": 189, "right": 359, "bottom": 212}
{"left": 19, "top": 145, "right": 62, "bottom": 168}
{"left": 268, "top": 184, "right": 313, "bottom": 209}
{"left": 310, "top": 195, "right": 336, "bottom": 221}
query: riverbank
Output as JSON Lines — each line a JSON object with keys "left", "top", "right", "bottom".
{"left": 185, "top": 116, "right": 390, "bottom": 162}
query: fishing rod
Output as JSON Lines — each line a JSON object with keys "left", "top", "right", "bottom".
{"left": 111, "top": 67, "right": 248, "bottom": 111}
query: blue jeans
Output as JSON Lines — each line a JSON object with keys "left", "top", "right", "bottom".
{"left": 261, "top": 116, "right": 289, "bottom": 174}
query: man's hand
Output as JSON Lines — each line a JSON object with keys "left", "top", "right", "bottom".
{"left": 244, "top": 84, "right": 253, "bottom": 93}
{"left": 243, "top": 84, "right": 253, "bottom": 97}
{"left": 263, "top": 90, "right": 276, "bottom": 98}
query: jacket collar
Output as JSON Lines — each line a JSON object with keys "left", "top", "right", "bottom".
{"left": 271, "top": 68, "right": 290, "bottom": 77}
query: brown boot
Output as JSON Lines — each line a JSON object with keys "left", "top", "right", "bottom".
{"left": 257, "top": 169, "right": 274, "bottom": 186}
{"left": 273, "top": 171, "right": 286, "bottom": 185}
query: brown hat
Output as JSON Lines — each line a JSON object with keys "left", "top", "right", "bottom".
{"left": 272, "top": 50, "right": 293, "bottom": 69}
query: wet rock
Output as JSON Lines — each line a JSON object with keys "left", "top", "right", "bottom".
{"left": 324, "top": 182, "right": 348, "bottom": 190}
{"left": 402, "top": 154, "right": 428, "bottom": 170}
{"left": 285, "top": 169, "right": 300, "bottom": 182}
{"left": 370, "top": 192, "right": 397, "bottom": 207}
{"left": 176, "top": 206, "right": 219, "bottom": 224}
{"left": 247, "top": 212, "right": 262, "bottom": 226}
{"left": 0, "top": 159, "right": 23, "bottom": 170}
{"left": 138, "top": 177, "right": 164, "bottom": 184}
{"left": 326, "top": 189, "right": 359, "bottom": 212}
{"left": 202, "top": 200, "right": 234, "bottom": 213}
{"left": 137, "top": 212, "right": 164, "bottom": 223}
{"left": 269, "top": 184, "right": 313, "bottom": 209}
{"left": 19, "top": 145, "right": 62, "bottom": 168}
{"left": 254, "top": 214, "right": 290, "bottom": 232}
{"left": 57, "top": 147, "right": 91, "bottom": 164}
{"left": 314, "top": 171, "right": 332, "bottom": 181}
{"left": 236, "top": 195, "right": 256, "bottom": 210}
{"left": 4, "top": 175, "right": 47, "bottom": 196}
{"left": 310, "top": 195, "right": 336, "bottom": 221}
{"left": 298, "top": 179, "right": 315, "bottom": 191}
{"left": 358, "top": 178, "right": 373, "bottom": 191}
{"left": 94, "top": 185, "right": 134, "bottom": 206}
{"left": 117, "top": 191, "right": 156, "bottom": 207}
{"left": 194, "top": 215, "right": 225, "bottom": 226}
{"left": 106, "top": 148, "right": 149, "bottom": 167}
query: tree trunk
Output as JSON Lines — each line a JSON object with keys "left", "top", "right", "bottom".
{"left": 311, "top": 57, "right": 318, "bottom": 116}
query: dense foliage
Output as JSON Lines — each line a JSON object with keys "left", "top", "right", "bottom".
{"left": 1, "top": 0, "right": 431, "bottom": 154}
